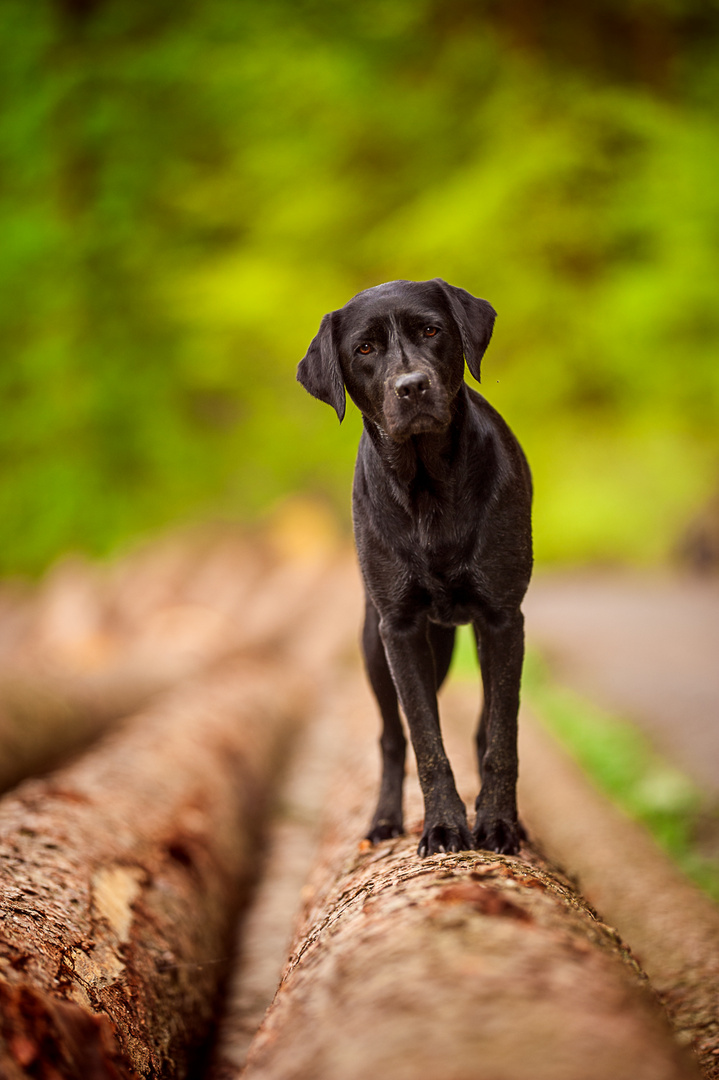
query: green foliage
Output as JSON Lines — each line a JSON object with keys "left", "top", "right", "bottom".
{"left": 1, "top": 0, "right": 719, "bottom": 572}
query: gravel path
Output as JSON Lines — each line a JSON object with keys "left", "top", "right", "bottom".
{"left": 524, "top": 571, "right": 719, "bottom": 794}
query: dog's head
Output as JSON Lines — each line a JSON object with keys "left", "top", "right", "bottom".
{"left": 297, "top": 279, "right": 496, "bottom": 441}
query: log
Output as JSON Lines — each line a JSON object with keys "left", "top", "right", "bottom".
{"left": 0, "top": 675, "right": 141, "bottom": 796}
{"left": 433, "top": 682, "right": 719, "bottom": 1075}
{"left": 515, "top": 707, "right": 719, "bottom": 1079}
{"left": 207, "top": 681, "right": 357, "bottom": 1077}
{"left": 0, "top": 535, "right": 264, "bottom": 794}
{"left": 0, "top": 661, "right": 309, "bottom": 1079}
{"left": 0, "top": 530, "right": 353, "bottom": 794}
{"left": 240, "top": 673, "right": 700, "bottom": 1080}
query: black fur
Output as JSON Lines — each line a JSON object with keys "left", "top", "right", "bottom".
{"left": 298, "top": 278, "right": 533, "bottom": 856}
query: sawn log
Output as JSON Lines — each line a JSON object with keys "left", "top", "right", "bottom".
{"left": 240, "top": 675, "right": 700, "bottom": 1080}
{"left": 0, "top": 662, "right": 307, "bottom": 1079}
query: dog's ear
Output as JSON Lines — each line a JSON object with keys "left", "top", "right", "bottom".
{"left": 434, "top": 279, "right": 496, "bottom": 384}
{"left": 297, "top": 311, "right": 346, "bottom": 422}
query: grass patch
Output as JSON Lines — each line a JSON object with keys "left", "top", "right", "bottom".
{"left": 451, "top": 626, "right": 719, "bottom": 901}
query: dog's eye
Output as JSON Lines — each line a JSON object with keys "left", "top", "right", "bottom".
{"left": 357, "top": 343, "right": 373, "bottom": 355}
{"left": 424, "top": 326, "right": 438, "bottom": 337}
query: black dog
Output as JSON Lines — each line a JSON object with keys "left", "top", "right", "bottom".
{"left": 298, "top": 279, "right": 532, "bottom": 856}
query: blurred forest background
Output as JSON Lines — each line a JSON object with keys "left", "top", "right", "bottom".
{"left": 2, "top": 0, "right": 719, "bottom": 575}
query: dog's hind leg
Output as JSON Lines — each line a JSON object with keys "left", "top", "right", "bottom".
{"left": 474, "top": 624, "right": 491, "bottom": 782}
{"left": 428, "top": 623, "right": 456, "bottom": 691}
{"left": 362, "top": 598, "right": 407, "bottom": 842}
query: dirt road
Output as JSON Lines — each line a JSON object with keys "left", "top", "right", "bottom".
{"left": 524, "top": 570, "right": 719, "bottom": 793}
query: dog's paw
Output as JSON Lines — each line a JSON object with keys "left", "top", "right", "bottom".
{"left": 473, "top": 816, "right": 527, "bottom": 856}
{"left": 418, "top": 821, "right": 474, "bottom": 858}
{"left": 365, "top": 817, "right": 404, "bottom": 844}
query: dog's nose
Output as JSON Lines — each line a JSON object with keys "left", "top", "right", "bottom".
{"left": 395, "top": 371, "right": 430, "bottom": 399}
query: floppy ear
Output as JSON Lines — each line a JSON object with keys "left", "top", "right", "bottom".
{"left": 434, "top": 279, "right": 496, "bottom": 383}
{"left": 297, "top": 311, "right": 345, "bottom": 422}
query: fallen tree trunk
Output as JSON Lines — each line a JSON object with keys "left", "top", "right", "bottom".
{"left": 0, "top": 661, "right": 309, "bottom": 1079}
{"left": 0, "top": 533, "right": 263, "bottom": 795}
{"left": 0, "top": 668, "right": 171, "bottom": 796}
{"left": 516, "top": 709, "right": 719, "bottom": 1079}
{"left": 239, "top": 674, "right": 700, "bottom": 1080}
{"left": 0, "top": 533, "right": 353, "bottom": 795}
{"left": 207, "top": 681, "right": 357, "bottom": 1077}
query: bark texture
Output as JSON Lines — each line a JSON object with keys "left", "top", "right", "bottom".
{"left": 240, "top": 675, "right": 700, "bottom": 1080}
{"left": 0, "top": 663, "right": 308, "bottom": 1079}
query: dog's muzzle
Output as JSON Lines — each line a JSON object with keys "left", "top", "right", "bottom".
{"left": 394, "top": 371, "right": 430, "bottom": 399}
{"left": 383, "top": 369, "right": 450, "bottom": 440}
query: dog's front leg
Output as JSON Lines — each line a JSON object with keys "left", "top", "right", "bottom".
{"left": 380, "top": 615, "right": 473, "bottom": 857}
{"left": 473, "top": 610, "right": 526, "bottom": 855}
{"left": 362, "top": 599, "right": 407, "bottom": 842}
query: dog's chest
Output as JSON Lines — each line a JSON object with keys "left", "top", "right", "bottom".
{"left": 395, "top": 512, "right": 479, "bottom": 624}
{"left": 415, "top": 550, "right": 479, "bottom": 626}
{"left": 388, "top": 483, "right": 486, "bottom": 617}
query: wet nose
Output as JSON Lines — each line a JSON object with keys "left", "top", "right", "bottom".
{"left": 395, "top": 371, "right": 430, "bottom": 399}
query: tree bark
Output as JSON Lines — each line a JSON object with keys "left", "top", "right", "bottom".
{"left": 240, "top": 673, "right": 700, "bottom": 1080}
{"left": 0, "top": 661, "right": 309, "bottom": 1079}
